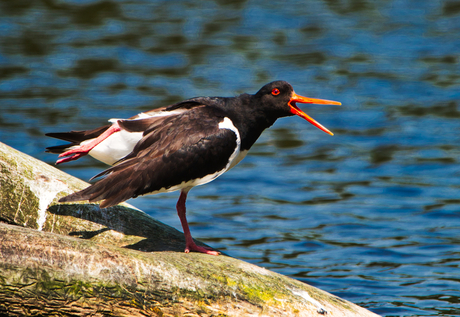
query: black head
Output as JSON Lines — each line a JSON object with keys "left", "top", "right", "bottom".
{"left": 255, "top": 80, "right": 294, "bottom": 115}
{"left": 255, "top": 80, "right": 341, "bottom": 135}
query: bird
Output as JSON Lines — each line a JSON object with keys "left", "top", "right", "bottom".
{"left": 46, "top": 80, "right": 341, "bottom": 255}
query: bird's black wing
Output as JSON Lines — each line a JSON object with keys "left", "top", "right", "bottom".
{"left": 60, "top": 106, "right": 238, "bottom": 208}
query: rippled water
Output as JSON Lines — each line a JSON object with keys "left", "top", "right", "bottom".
{"left": 1, "top": 0, "right": 460, "bottom": 315}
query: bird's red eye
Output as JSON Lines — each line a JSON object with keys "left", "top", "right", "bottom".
{"left": 271, "top": 88, "right": 280, "bottom": 96}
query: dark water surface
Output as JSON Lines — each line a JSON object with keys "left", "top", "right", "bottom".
{"left": 1, "top": 0, "right": 460, "bottom": 315}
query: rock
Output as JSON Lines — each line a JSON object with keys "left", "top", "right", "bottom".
{"left": 0, "top": 141, "right": 379, "bottom": 316}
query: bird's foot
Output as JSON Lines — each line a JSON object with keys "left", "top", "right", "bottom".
{"left": 56, "top": 150, "right": 88, "bottom": 165}
{"left": 185, "top": 242, "right": 220, "bottom": 256}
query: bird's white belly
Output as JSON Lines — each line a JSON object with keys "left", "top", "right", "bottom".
{"left": 149, "top": 169, "right": 230, "bottom": 196}
{"left": 88, "top": 130, "right": 143, "bottom": 165}
{"left": 228, "top": 149, "right": 248, "bottom": 170}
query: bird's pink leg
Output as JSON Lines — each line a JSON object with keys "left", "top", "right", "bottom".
{"left": 176, "top": 190, "right": 220, "bottom": 255}
{"left": 56, "top": 122, "right": 121, "bottom": 165}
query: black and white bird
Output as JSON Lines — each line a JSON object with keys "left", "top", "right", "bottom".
{"left": 46, "top": 81, "right": 341, "bottom": 255}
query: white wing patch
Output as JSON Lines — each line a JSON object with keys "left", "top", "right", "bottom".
{"left": 143, "top": 109, "right": 188, "bottom": 117}
{"left": 109, "top": 108, "right": 188, "bottom": 122}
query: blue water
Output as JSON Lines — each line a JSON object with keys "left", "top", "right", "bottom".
{"left": 1, "top": 0, "right": 460, "bottom": 315}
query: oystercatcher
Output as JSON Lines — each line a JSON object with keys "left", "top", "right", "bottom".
{"left": 46, "top": 81, "right": 341, "bottom": 255}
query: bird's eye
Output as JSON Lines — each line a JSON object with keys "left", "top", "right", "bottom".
{"left": 271, "top": 88, "right": 280, "bottom": 96}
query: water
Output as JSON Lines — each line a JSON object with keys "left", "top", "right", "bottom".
{"left": 1, "top": 0, "right": 460, "bottom": 315}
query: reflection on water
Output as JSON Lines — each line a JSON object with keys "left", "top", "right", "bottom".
{"left": 1, "top": 0, "right": 460, "bottom": 315}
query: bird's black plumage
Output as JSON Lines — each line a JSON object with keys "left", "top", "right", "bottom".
{"left": 61, "top": 106, "right": 238, "bottom": 208}
{"left": 47, "top": 80, "right": 340, "bottom": 255}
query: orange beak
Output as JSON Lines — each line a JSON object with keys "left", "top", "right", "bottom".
{"left": 289, "top": 92, "right": 341, "bottom": 136}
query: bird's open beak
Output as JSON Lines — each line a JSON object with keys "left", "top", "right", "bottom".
{"left": 288, "top": 92, "right": 341, "bottom": 136}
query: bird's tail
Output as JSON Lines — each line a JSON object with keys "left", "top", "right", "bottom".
{"left": 45, "top": 125, "right": 111, "bottom": 154}
{"left": 59, "top": 158, "right": 141, "bottom": 208}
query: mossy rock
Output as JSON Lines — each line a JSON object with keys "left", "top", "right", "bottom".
{"left": 0, "top": 142, "right": 378, "bottom": 316}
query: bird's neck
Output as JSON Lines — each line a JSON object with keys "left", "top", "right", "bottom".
{"left": 221, "top": 94, "right": 279, "bottom": 151}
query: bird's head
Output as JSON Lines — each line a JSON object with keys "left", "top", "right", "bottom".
{"left": 256, "top": 80, "right": 341, "bottom": 135}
